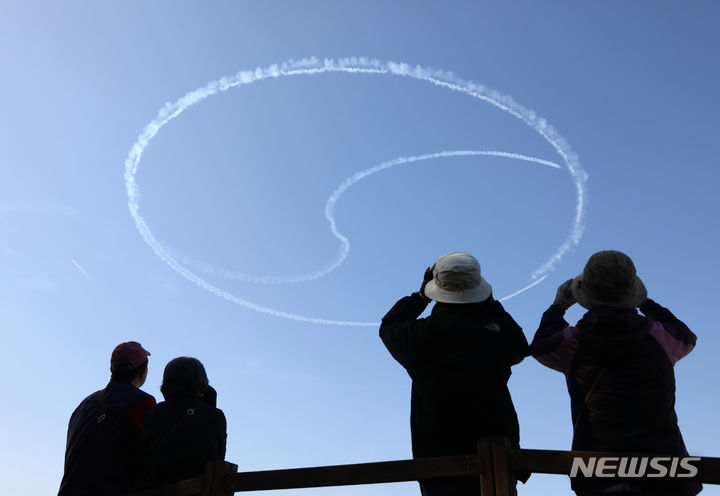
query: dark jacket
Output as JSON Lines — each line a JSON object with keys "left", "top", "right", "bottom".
{"left": 531, "top": 299, "right": 701, "bottom": 496}
{"left": 58, "top": 379, "right": 156, "bottom": 496}
{"left": 137, "top": 391, "right": 227, "bottom": 489}
{"left": 380, "top": 293, "right": 529, "bottom": 459}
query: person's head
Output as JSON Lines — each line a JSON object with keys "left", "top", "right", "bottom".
{"left": 424, "top": 252, "right": 492, "bottom": 304}
{"left": 160, "top": 357, "right": 209, "bottom": 400}
{"left": 110, "top": 341, "right": 151, "bottom": 387}
{"left": 571, "top": 250, "right": 647, "bottom": 309}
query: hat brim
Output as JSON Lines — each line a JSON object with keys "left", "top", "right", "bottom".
{"left": 424, "top": 277, "right": 492, "bottom": 304}
{"left": 571, "top": 274, "right": 647, "bottom": 310}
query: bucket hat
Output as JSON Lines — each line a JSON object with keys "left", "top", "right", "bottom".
{"left": 424, "top": 252, "right": 492, "bottom": 304}
{"left": 571, "top": 250, "right": 647, "bottom": 309}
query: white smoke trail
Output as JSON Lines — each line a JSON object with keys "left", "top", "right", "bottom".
{"left": 498, "top": 275, "right": 548, "bottom": 302}
{"left": 125, "top": 57, "right": 587, "bottom": 326}
{"left": 175, "top": 150, "right": 561, "bottom": 284}
{"left": 71, "top": 258, "right": 94, "bottom": 283}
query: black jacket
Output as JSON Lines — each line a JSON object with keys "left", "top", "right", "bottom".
{"left": 137, "top": 392, "right": 227, "bottom": 489}
{"left": 58, "top": 379, "right": 156, "bottom": 496}
{"left": 380, "top": 293, "right": 528, "bottom": 458}
{"left": 531, "top": 299, "right": 701, "bottom": 496}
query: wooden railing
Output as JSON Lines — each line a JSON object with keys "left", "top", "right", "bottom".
{"left": 129, "top": 437, "right": 720, "bottom": 496}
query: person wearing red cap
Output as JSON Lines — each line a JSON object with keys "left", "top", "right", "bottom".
{"left": 58, "top": 341, "right": 157, "bottom": 496}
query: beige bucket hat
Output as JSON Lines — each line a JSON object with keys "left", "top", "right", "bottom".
{"left": 424, "top": 252, "right": 492, "bottom": 304}
{"left": 571, "top": 250, "right": 647, "bottom": 309}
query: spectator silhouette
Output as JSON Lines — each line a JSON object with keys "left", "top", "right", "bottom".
{"left": 58, "top": 341, "right": 156, "bottom": 496}
{"left": 380, "top": 252, "right": 529, "bottom": 496}
{"left": 531, "top": 250, "right": 701, "bottom": 496}
{"left": 136, "top": 357, "right": 227, "bottom": 489}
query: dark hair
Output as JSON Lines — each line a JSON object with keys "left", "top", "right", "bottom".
{"left": 160, "top": 357, "right": 209, "bottom": 400}
{"left": 111, "top": 359, "right": 148, "bottom": 382}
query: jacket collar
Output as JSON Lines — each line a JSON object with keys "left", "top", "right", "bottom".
{"left": 431, "top": 297, "right": 500, "bottom": 316}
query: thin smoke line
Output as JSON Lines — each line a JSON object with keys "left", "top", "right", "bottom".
{"left": 71, "top": 258, "right": 94, "bottom": 283}
{"left": 498, "top": 275, "right": 548, "bottom": 302}
{"left": 124, "top": 57, "right": 587, "bottom": 326}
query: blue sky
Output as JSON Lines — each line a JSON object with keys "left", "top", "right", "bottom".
{"left": 1, "top": 2, "right": 719, "bottom": 495}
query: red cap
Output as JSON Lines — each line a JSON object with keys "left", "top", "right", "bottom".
{"left": 111, "top": 341, "right": 151, "bottom": 371}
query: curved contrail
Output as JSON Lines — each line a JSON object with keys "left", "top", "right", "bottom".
{"left": 174, "top": 150, "right": 561, "bottom": 284}
{"left": 125, "top": 57, "right": 587, "bottom": 326}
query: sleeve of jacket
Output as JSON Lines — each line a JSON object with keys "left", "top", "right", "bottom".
{"left": 490, "top": 300, "right": 529, "bottom": 365}
{"left": 640, "top": 298, "right": 697, "bottom": 364}
{"left": 379, "top": 292, "right": 429, "bottom": 374}
{"left": 215, "top": 409, "right": 228, "bottom": 461}
{"left": 530, "top": 305, "right": 578, "bottom": 374}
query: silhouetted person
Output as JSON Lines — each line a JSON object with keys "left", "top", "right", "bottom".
{"left": 136, "top": 357, "right": 227, "bottom": 489}
{"left": 58, "top": 341, "right": 156, "bottom": 496}
{"left": 531, "top": 250, "right": 701, "bottom": 496}
{"left": 380, "top": 252, "right": 529, "bottom": 496}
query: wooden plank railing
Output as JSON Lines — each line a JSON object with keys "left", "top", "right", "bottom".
{"left": 128, "top": 437, "right": 720, "bottom": 496}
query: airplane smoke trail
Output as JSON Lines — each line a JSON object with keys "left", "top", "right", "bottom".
{"left": 176, "top": 150, "right": 561, "bottom": 284}
{"left": 124, "top": 57, "right": 587, "bottom": 326}
{"left": 71, "top": 258, "right": 94, "bottom": 283}
{"left": 498, "top": 275, "right": 548, "bottom": 302}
